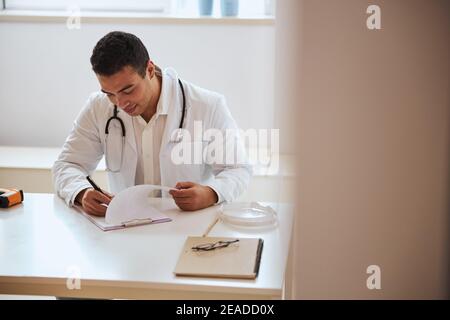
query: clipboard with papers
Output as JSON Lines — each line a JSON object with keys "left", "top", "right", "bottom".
{"left": 74, "top": 184, "right": 174, "bottom": 231}
{"left": 75, "top": 208, "right": 171, "bottom": 231}
{"left": 174, "top": 236, "right": 264, "bottom": 279}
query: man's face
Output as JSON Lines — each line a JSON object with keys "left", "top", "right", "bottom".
{"left": 97, "top": 64, "right": 152, "bottom": 117}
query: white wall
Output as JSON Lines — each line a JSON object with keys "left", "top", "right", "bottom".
{"left": 0, "top": 20, "right": 274, "bottom": 147}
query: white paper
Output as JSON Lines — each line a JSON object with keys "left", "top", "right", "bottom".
{"left": 145, "top": 184, "right": 178, "bottom": 192}
{"left": 105, "top": 185, "right": 174, "bottom": 225}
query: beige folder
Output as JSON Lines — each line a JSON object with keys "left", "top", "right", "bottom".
{"left": 174, "top": 236, "right": 264, "bottom": 279}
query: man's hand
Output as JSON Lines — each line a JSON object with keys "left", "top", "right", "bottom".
{"left": 169, "top": 182, "right": 218, "bottom": 211}
{"left": 75, "top": 188, "right": 113, "bottom": 216}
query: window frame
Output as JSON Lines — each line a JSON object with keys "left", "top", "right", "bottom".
{"left": 4, "top": 0, "right": 174, "bottom": 13}
{"left": 3, "top": 0, "right": 276, "bottom": 18}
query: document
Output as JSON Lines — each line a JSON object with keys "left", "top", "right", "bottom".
{"left": 174, "top": 236, "right": 264, "bottom": 279}
{"left": 75, "top": 184, "right": 174, "bottom": 231}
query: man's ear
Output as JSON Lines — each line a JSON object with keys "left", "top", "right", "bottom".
{"left": 146, "top": 60, "right": 155, "bottom": 79}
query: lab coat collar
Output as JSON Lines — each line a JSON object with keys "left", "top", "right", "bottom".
{"left": 156, "top": 67, "right": 173, "bottom": 116}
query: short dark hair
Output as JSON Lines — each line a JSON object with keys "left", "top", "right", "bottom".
{"left": 90, "top": 31, "right": 150, "bottom": 78}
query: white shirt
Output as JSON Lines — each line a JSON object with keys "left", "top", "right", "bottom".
{"left": 133, "top": 75, "right": 168, "bottom": 187}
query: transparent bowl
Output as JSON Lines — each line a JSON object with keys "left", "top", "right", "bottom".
{"left": 219, "top": 202, "right": 278, "bottom": 228}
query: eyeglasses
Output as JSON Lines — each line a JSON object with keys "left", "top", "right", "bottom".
{"left": 191, "top": 239, "right": 239, "bottom": 252}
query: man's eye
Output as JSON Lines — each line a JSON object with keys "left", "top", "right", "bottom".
{"left": 124, "top": 89, "right": 133, "bottom": 95}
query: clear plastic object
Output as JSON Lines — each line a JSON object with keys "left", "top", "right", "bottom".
{"left": 219, "top": 202, "right": 278, "bottom": 229}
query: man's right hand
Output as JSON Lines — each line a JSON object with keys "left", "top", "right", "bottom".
{"left": 75, "top": 188, "right": 113, "bottom": 216}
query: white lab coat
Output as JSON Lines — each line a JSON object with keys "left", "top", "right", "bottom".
{"left": 52, "top": 68, "right": 251, "bottom": 206}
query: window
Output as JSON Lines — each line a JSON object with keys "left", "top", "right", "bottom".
{"left": 3, "top": 0, "right": 275, "bottom": 17}
{"left": 175, "top": 0, "right": 275, "bottom": 17}
{"left": 4, "top": 0, "right": 173, "bottom": 13}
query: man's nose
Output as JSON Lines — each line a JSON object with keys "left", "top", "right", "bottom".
{"left": 117, "top": 96, "right": 130, "bottom": 109}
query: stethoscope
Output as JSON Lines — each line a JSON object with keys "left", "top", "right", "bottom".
{"left": 104, "top": 79, "right": 186, "bottom": 172}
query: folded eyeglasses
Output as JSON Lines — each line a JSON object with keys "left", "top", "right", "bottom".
{"left": 191, "top": 239, "right": 239, "bottom": 252}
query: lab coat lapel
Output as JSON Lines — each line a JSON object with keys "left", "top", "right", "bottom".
{"left": 118, "top": 109, "right": 137, "bottom": 188}
{"left": 159, "top": 69, "right": 184, "bottom": 188}
{"left": 101, "top": 106, "right": 137, "bottom": 192}
{"left": 160, "top": 70, "right": 182, "bottom": 152}
{"left": 118, "top": 109, "right": 137, "bottom": 153}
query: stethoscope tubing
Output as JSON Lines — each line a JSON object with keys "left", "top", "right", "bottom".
{"left": 105, "top": 78, "right": 186, "bottom": 137}
{"left": 104, "top": 78, "right": 186, "bottom": 172}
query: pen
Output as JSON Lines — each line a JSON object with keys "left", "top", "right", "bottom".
{"left": 86, "top": 176, "right": 105, "bottom": 195}
{"left": 202, "top": 216, "right": 220, "bottom": 237}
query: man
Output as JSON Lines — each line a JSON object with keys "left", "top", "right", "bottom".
{"left": 52, "top": 31, "right": 251, "bottom": 215}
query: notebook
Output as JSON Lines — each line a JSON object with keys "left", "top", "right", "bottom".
{"left": 174, "top": 236, "right": 264, "bottom": 279}
{"left": 74, "top": 185, "right": 173, "bottom": 231}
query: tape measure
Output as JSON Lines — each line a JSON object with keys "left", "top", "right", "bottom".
{"left": 0, "top": 188, "right": 24, "bottom": 208}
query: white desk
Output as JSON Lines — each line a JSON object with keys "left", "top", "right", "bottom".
{"left": 0, "top": 193, "right": 293, "bottom": 299}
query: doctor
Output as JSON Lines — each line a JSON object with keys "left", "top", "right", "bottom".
{"left": 52, "top": 31, "right": 251, "bottom": 216}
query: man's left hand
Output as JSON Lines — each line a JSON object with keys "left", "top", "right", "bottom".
{"left": 169, "top": 181, "right": 218, "bottom": 211}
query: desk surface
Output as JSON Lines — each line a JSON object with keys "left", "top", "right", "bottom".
{"left": 0, "top": 194, "right": 293, "bottom": 299}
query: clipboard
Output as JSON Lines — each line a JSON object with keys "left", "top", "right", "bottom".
{"left": 174, "top": 236, "right": 264, "bottom": 279}
{"left": 73, "top": 185, "right": 173, "bottom": 231}
{"left": 74, "top": 205, "right": 171, "bottom": 231}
